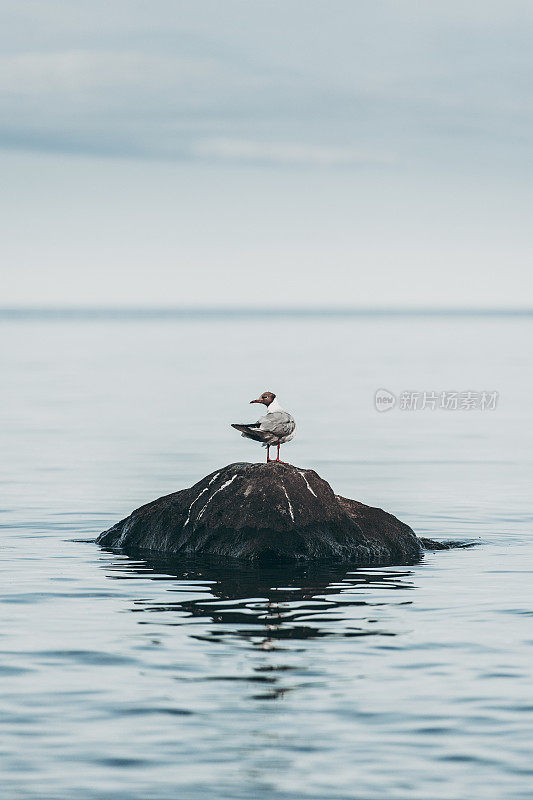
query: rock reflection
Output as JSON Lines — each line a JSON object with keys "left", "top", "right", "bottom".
{"left": 100, "top": 550, "right": 414, "bottom": 649}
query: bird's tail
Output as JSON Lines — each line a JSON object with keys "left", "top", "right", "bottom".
{"left": 231, "top": 423, "right": 269, "bottom": 442}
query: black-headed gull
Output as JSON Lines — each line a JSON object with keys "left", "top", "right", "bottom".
{"left": 231, "top": 391, "right": 296, "bottom": 463}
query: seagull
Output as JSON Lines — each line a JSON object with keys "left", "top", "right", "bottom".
{"left": 231, "top": 391, "right": 296, "bottom": 463}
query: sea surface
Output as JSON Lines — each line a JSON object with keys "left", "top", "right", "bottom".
{"left": 1, "top": 311, "right": 532, "bottom": 800}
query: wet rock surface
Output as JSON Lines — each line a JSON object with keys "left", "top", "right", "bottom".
{"left": 97, "top": 462, "right": 430, "bottom": 565}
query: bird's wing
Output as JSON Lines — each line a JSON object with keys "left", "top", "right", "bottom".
{"left": 258, "top": 412, "right": 295, "bottom": 438}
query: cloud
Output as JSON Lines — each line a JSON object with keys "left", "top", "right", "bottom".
{"left": 0, "top": 48, "right": 273, "bottom": 158}
{"left": 0, "top": 2, "right": 532, "bottom": 168}
{"left": 0, "top": 48, "right": 321, "bottom": 160}
{"left": 191, "top": 138, "right": 395, "bottom": 167}
{"left": 0, "top": 49, "right": 268, "bottom": 109}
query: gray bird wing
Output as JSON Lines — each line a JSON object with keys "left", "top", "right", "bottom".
{"left": 258, "top": 411, "right": 296, "bottom": 438}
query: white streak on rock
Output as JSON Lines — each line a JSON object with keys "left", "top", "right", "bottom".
{"left": 197, "top": 474, "right": 239, "bottom": 520}
{"left": 183, "top": 472, "right": 221, "bottom": 527}
{"left": 282, "top": 486, "right": 295, "bottom": 521}
{"left": 184, "top": 487, "right": 209, "bottom": 527}
{"left": 299, "top": 471, "right": 317, "bottom": 497}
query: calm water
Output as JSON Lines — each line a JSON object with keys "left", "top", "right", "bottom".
{"left": 1, "top": 312, "right": 532, "bottom": 800}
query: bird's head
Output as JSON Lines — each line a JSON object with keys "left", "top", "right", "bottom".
{"left": 250, "top": 391, "right": 276, "bottom": 407}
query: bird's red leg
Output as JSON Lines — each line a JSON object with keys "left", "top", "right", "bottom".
{"left": 266, "top": 445, "right": 271, "bottom": 463}
{"left": 275, "top": 443, "right": 288, "bottom": 463}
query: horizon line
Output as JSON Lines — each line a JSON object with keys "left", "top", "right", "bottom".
{"left": 1, "top": 306, "right": 532, "bottom": 319}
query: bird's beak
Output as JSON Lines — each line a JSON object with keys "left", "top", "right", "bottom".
{"left": 250, "top": 398, "right": 262, "bottom": 404}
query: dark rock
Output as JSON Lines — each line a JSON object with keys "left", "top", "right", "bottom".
{"left": 419, "top": 537, "right": 477, "bottom": 550}
{"left": 98, "top": 462, "right": 424, "bottom": 565}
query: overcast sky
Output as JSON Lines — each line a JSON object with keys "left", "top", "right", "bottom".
{"left": 1, "top": 0, "right": 532, "bottom": 308}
